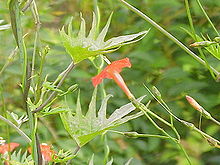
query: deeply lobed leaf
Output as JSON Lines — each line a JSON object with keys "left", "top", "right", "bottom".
{"left": 60, "top": 89, "right": 145, "bottom": 147}
{"left": 60, "top": 12, "right": 149, "bottom": 64}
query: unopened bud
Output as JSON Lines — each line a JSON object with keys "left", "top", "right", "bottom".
{"left": 185, "top": 95, "right": 211, "bottom": 118}
{"left": 185, "top": 95, "right": 202, "bottom": 112}
{"left": 124, "top": 132, "right": 138, "bottom": 138}
{"left": 190, "top": 41, "right": 215, "bottom": 48}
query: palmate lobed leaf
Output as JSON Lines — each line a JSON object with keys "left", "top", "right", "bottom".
{"left": 60, "top": 88, "right": 145, "bottom": 147}
{"left": 60, "top": 12, "right": 149, "bottom": 64}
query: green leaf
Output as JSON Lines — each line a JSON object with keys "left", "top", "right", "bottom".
{"left": 60, "top": 12, "right": 149, "bottom": 64}
{"left": 60, "top": 89, "right": 145, "bottom": 147}
{"left": 8, "top": 0, "right": 20, "bottom": 46}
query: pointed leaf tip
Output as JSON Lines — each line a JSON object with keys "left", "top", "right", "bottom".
{"left": 96, "top": 12, "right": 113, "bottom": 43}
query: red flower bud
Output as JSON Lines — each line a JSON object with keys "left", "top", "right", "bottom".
{"left": 185, "top": 95, "right": 202, "bottom": 112}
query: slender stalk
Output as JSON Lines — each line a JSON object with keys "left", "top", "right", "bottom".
{"left": 210, "top": 117, "right": 220, "bottom": 126}
{"left": 131, "top": 99, "right": 191, "bottom": 164}
{"left": 109, "top": 130, "right": 170, "bottom": 139}
{"left": 30, "top": 0, "right": 41, "bottom": 89}
{"left": 33, "top": 62, "right": 75, "bottom": 113}
{"left": 22, "top": 0, "right": 34, "bottom": 12}
{"left": 35, "top": 46, "right": 49, "bottom": 103}
{"left": 144, "top": 85, "right": 220, "bottom": 146}
{"left": 118, "top": 0, "right": 219, "bottom": 77}
{"left": 177, "top": 142, "right": 192, "bottom": 164}
{"left": 184, "top": 0, "right": 215, "bottom": 79}
{"left": 181, "top": 120, "right": 220, "bottom": 146}
{"left": 195, "top": 0, "right": 219, "bottom": 36}
{"left": 30, "top": 114, "right": 39, "bottom": 164}
{"left": 134, "top": 102, "right": 177, "bottom": 141}
{"left": 0, "top": 115, "right": 31, "bottom": 143}
{"left": 23, "top": 63, "right": 38, "bottom": 163}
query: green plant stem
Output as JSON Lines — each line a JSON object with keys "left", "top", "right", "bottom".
{"left": 22, "top": 0, "right": 34, "bottom": 12}
{"left": 22, "top": 63, "right": 38, "bottom": 163}
{"left": 109, "top": 130, "right": 170, "bottom": 139}
{"left": 0, "top": 115, "right": 31, "bottom": 143}
{"left": 144, "top": 91, "right": 220, "bottom": 145}
{"left": 210, "top": 117, "right": 220, "bottom": 126}
{"left": 134, "top": 101, "right": 177, "bottom": 141}
{"left": 131, "top": 99, "right": 191, "bottom": 164}
{"left": 132, "top": 94, "right": 181, "bottom": 140}
{"left": 177, "top": 142, "right": 192, "bottom": 165}
{"left": 118, "top": 0, "right": 219, "bottom": 77}
{"left": 181, "top": 120, "right": 220, "bottom": 145}
{"left": 33, "top": 62, "right": 75, "bottom": 113}
{"left": 30, "top": 114, "right": 39, "bottom": 164}
{"left": 195, "top": 0, "right": 219, "bottom": 36}
{"left": 160, "top": 100, "right": 180, "bottom": 140}
{"left": 35, "top": 46, "right": 49, "bottom": 103}
{"left": 30, "top": 0, "right": 41, "bottom": 89}
{"left": 184, "top": 0, "right": 215, "bottom": 79}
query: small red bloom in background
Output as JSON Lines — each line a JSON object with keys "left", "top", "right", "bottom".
{"left": 185, "top": 95, "right": 202, "bottom": 112}
{"left": 92, "top": 58, "right": 134, "bottom": 99}
{"left": 28, "top": 143, "right": 55, "bottom": 162}
{"left": 0, "top": 143, "right": 20, "bottom": 154}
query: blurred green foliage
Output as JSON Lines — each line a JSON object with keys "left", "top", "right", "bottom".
{"left": 0, "top": 0, "right": 220, "bottom": 164}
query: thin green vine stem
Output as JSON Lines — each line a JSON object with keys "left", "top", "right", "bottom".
{"left": 0, "top": 114, "right": 31, "bottom": 143}
{"left": 118, "top": 0, "right": 219, "bottom": 77}
{"left": 137, "top": 105, "right": 191, "bottom": 165}
{"left": 131, "top": 100, "right": 178, "bottom": 140}
{"left": 210, "top": 117, "right": 220, "bottom": 127}
{"left": 195, "top": 0, "right": 219, "bottom": 36}
{"left": 30, "top": 0, "right": 41, "bottom": 89}
{"left": 184, "top": 0, "right": 215, "bottom": 79}
{"left": 28, "top": 113, "right": 41, "bottom": 164}
{"left": 138, "top": 86, "right": 181, "bottom": 140}
{"left": 144, "top": 85, "right": 220, "bottom": 147}
{"left": 109, "top": 130, "right": 172, "bottom": 140}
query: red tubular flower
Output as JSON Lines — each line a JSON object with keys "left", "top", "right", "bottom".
{"left": 28, "top": 143, "right": 55, "bottom": 162}
{"left": 92, "top": 58, "right": 134, "bottom": 99}
{"left": 185, "top": 95, "right": 202, "bottom": 112}
{"left": 0, "top": 143, "right": 20, "bottom": 154}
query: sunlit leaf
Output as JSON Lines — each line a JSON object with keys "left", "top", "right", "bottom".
{"left": 60, "top": 88, "right": 145, "bottom": 147}
{"left": 60, "top": 12, "right": 149, "bottom": 64}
